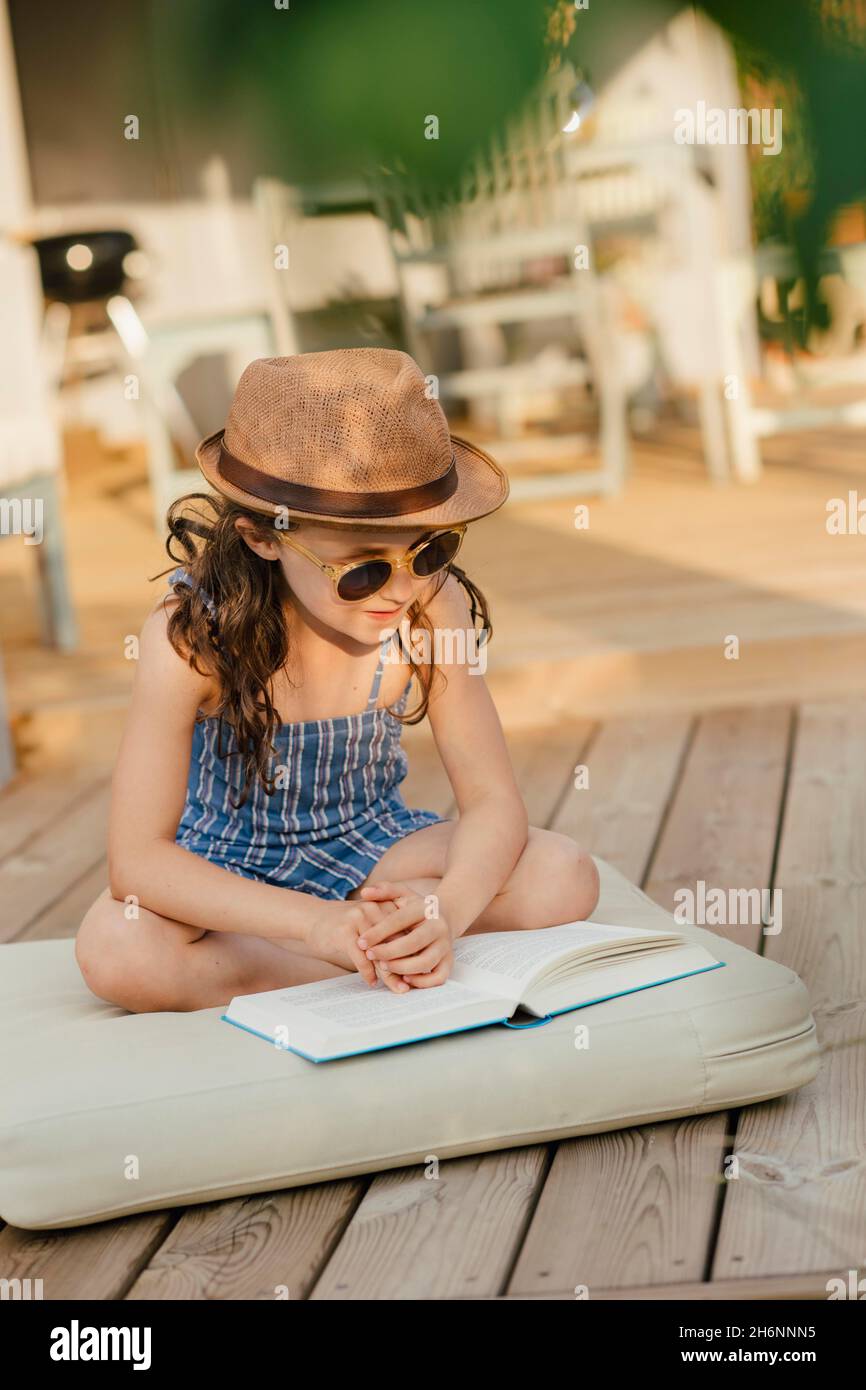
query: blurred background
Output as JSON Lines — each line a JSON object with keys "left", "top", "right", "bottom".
{"left": 2, "top": 0, "right": 866, "bottom": 801}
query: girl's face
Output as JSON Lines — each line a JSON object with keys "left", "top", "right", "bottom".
{"left": 237, "top": 518, "right": 442, "bottom": 643}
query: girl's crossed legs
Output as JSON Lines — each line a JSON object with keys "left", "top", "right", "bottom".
{"left": 75, "top": 821, "right": 600, "bottom": 1013}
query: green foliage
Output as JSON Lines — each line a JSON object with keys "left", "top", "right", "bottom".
{"left": 155, "top": 0, "right": 550, "bottom": 201}
{"left": 704, "top": 0, "right": 866, "bottom": 290}
{"left": 731, "top": 35, "right": 815, "bottom": 244}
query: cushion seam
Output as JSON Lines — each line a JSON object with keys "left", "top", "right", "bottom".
{"left": 711, "top": 1019, "right": 816, "bottom": 1059}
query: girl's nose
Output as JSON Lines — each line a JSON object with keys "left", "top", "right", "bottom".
{"left": 380, "top": 568, "right": 416, "bottom": 604}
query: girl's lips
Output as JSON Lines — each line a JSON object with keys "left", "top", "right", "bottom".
{"left": 365, "top": 607, "right": 401, "bottom": 617}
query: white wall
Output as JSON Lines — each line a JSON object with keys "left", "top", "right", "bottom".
{"left": 0, "top": 0, "right": 31, "bottom": 229}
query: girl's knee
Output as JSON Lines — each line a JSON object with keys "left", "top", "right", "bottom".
{"left": 75, "top": 890, "right": 118, "bottom": 999}
{"left": 570, "top": 846, "right": 600, "bottom": 922}
{"left": 525, "top": 832, "right": 600, "bottom": 927}
{"left": 75, "top": 891, "right": 198, "bottom": 1012}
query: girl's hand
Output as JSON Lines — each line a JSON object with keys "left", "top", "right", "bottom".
{"left": 302, "top": 898, "right": 413, "bottom": 994}
{"left": 356, "top": 881, "right": 455, "bottom": 988}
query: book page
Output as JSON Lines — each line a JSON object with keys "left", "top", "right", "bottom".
{"left": 273, "top": 974, "right": 495, "bottom": 1031}
{"left": 451, "top": 921, "right": 676, "bottom": 994}
{"left": 523, "top": 944, "right": 722, "bottom": 1018}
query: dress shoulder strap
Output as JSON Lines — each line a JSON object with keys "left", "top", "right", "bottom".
{"left": 166, "top": 566, "right": 217, "bottom": 618}
{"left": 366, "top": 632, "right": 398, "bottom": 709}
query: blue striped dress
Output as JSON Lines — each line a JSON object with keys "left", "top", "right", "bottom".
{"left": 168, "top": 567, "right": 449, "bottom": 900}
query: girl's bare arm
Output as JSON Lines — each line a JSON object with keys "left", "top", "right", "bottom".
{"left": 108, "top": 601, "right": 320, "bottom": 943}
{"left": 422, "top": 573, "right": 529, "bottom": 938}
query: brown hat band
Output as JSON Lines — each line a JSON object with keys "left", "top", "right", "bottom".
{"left": 218, "top": 440, "right": 459, "bottom": 518}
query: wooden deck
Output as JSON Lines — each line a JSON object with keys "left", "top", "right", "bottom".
{"left": 0, "top": 423, "right": 863, "bottom": 1298}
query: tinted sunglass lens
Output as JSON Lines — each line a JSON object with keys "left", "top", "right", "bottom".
{"left": 411, "top": 530, "right": 462, "bottom": 577}
{"left": 337, "top": 560, "right": 392, "bottom": 602}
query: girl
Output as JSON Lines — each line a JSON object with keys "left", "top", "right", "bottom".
{"left": 75, "top": 349, "right": 599, "bottom": 1013}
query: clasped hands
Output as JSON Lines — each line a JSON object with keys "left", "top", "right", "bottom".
{"left": 352, "top": 880, "right": 455, "bottom": 993}
{"left": 302, "top": 882, "right": 455, "bottom": 993}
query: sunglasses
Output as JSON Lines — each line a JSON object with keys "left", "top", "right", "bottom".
{"left": 275, "top": 524, "right": 467, "bottom": 603}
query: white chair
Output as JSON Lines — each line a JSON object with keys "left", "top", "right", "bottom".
{"left": 105, "top": 298, "right": 276, "bottom": 530}
{"left": 368, "top": 61, "right": 741, "bottom": 499}
{"left": 253, "top": 175, "right": 403, "bottom": 358}
{"left": 253, "top": 179, "right": 303, "bottom": 358}
{"left": 715, "top": 245, "right": 866, "bottom": 481}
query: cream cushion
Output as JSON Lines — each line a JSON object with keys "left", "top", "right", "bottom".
{"left": 0, "top": 859, "right": 819, "bottom": 1230}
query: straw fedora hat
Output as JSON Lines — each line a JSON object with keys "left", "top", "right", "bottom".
{"left": 195, "top": 348, "right": 509, "bottom": 530}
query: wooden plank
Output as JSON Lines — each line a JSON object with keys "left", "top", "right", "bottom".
{"left": 644, "top": 706, "right": 791, "bottom": 949}
{"left": 0, "top": 1213, "right": 173, "bottom": 1300}
{"left": 457, "top": 1268, "right": 847, "bottom": 1299}
{"left": 484, "top": 634, "right": 866, "bottom": 724}
{"left": 0, "top": 780, "right": 109, "bottom": 943}
{"left": 506, "top": 718, "right": 595, "bottom": 828}
{"left": 713, "top": 701, "right": 866, "bottom": 1277}
{"left": 0, "top": 763, "right": 107, "bottom": 870}
{"left": 309, "top": 1149, "right": 549, "bottom": 1300}
{"left": 508, "top": 1118, "right": 730, "bottom": 1294}
{"left": 551, "top": 714, "right": 693, "bottom": 883}
{"left": 17, "top": 856, "right": 107, "bottom": 942}
{"left": 509, "top": 707, "right": 790, "bottom": 1294}
{"left": 401, "top": 717, "right": 596, "bottom": 829}
{"left": 11, "top": 706, "right": 126, "bottom": 777}
{"left": 125, "top": 1184, "right": 364, "bottom": 1301}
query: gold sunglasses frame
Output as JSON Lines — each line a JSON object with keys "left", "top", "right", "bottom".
{"left": 274, "top": 523, "right": 467, "bottom": 603}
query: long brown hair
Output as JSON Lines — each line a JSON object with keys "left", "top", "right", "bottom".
{"left": 154, "top": 492, "right": 492, "bottom": 806}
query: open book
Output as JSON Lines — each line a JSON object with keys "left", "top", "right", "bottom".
{"left": 222, "top": 919, "right": 724, "bottom": 1063}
